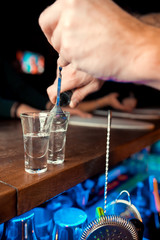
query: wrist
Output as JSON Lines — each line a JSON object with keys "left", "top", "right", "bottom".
{"left": 10, "top": 102, "right": 21, "bottom": 118}
{"left": 95, "top": 98, "right": 105, "bottom": 109}
{"left": 95, "top": 100, "right": 101, "bottom": 109}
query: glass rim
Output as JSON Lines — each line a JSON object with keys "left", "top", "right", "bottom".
{"left": 20, "top": 111, "right": 70, "bottom": 118}
{"left": 20, "top": 111, "right": 52, "bottom": 118}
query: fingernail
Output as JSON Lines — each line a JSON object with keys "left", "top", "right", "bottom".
{"left": 70, "top": 101, "right": 75, "bottom": 108}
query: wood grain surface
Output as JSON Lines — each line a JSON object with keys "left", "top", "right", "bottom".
{"left": 0, "top": 118, "right": 160, "bottom": 223}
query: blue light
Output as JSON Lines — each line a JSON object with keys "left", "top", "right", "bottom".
{"left": 54, "top": 207, "right": 87, "bottom": 227}
{"left": 0, "top": 223, "right": 4, "bottom": 238}
{"left": 46, "top": 195, "right": 73, "bottom": 213}
{"left": 11, "top": 211, "right": 34, "bottom": 223}
{"left": 3, "top": 210, "right": 37, "bottom": 239}
{"left": 33, "top": 207, "right": 53, "bottom": 239}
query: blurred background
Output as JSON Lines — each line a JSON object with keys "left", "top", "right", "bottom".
{"left": 1, "top": 0, "right": 160, "bottom": 119}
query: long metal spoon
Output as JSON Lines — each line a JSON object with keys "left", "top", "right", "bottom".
{"left": 50, "top": 66, "right": 67, "bottom": 124}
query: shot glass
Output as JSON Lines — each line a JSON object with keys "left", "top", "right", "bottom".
{"left": 20, "top": 112, "right": 53, "bottom": 174}
{"left": 48, "top": 112, "right": 70, "bottom": 165}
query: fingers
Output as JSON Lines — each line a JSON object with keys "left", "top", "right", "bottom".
{"left": 47, "top": 84, "right": 57, "bottom": 104}
{"left": 47, "top": 77, "right": 103, "bottom": 108}
{"left": 39, "top": 0, "right": 62, "bottom": 48}
{"left": 70, "top": 80, "right": 104, "bottom": 108}
{"left": 47, "top": 62, "right": 104, "bottom": 108}
{"left": 39, "top": 0, "right": 72, "bottom": 64}
{"left": 47, "top": 72, "right": 79, "bottom": 104}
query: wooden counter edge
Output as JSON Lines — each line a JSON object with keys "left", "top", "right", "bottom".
{"left": 0, "top": 182, "right": 17, "bottom": 224}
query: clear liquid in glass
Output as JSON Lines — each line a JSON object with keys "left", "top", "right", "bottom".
{"left": 24, "top": 132, "right": 49, "bottom": 173}
{"left": 48, "top": 128, "right": 66, "bottom": 164}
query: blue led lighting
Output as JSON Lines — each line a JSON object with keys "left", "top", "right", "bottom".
{"left": 11, "top": 211, "right": 34, "bottom": 223}
{"left": 54, "top": 207, "right": 87, "bottom": 227}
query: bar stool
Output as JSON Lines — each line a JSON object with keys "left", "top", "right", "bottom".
{"left": 53, "top": 207, "right": 88, "bottom": 240}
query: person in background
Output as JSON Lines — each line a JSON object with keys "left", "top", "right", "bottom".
{"left": 76, "top": 92, "right": 137, "bottom": 113}
{"left": 0, "top": 55, "right": 137, "bottom": 119}
{"left": 39, "top": 0, "right": 160, "bottom": 108}
{"left": 0, "top": 57, "right": 53, "bottom": 118}
{"left": 0, "top": 0, "right": 57, "bottom": 118}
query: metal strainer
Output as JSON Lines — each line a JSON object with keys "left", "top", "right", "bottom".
{"left": 80, "top": 215, "right": 138, "bottom": 240}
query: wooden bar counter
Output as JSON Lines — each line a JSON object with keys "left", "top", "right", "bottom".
{"left": 0, "top": 117, "right": 160, "bottom": 224}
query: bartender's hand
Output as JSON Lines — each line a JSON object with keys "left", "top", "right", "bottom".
{"left": 47, "top": 63, "right": 104, "bottom": 108}
{"left": 39, "top": 0, "right": 160, "bottom": 88}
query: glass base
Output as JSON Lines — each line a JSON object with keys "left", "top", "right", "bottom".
{"left": 25, "top": 167, "right": 47, "bottom": 174}
{"left": 47, "top": 159, "right": 64, "bottom": 165}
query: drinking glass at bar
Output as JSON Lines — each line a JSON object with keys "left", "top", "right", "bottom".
{"left": 48, "top": 111, "right": 70, "bottom": 165}
{"left": 20, "top": 112, "right": 53, "bottom": 174}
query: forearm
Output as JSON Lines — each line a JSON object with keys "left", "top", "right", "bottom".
{"left": 78, "top": 95, "right": 112, "bottom": 112}
{"left": 77, "top": 100, "right": 101, "bottom": 112}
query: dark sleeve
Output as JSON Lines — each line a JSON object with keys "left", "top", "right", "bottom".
{"left": 132, "top": 85, "right": 160, "bottom": 108}
{"left": 0, "top": 98, "right": 15, "bottom": 118}
{"left": 3, "top": 60, "right": 49, "bottom": 110}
